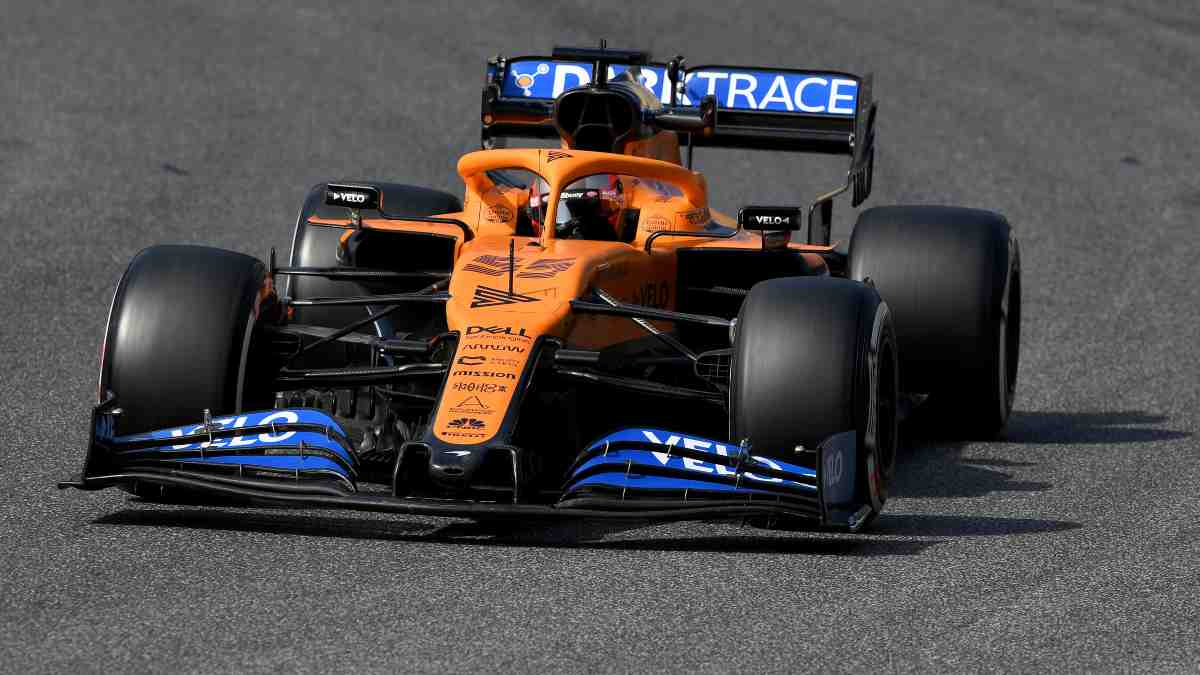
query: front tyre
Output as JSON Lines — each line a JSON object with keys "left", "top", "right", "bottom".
{"left": 100, "top": 245, "right": 272, "bottom": 435}
{"left": 731, "top": 277, "right": 899, "bottom": 528}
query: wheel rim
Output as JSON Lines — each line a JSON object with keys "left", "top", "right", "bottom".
{"left": 864, "top": 305, "right": 898, "bottom": 512}
{"left": 998, "top": 249, "right": 1020, "bottom": 423}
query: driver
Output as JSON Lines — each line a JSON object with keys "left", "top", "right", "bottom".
{"left": 527, "top": 174, "right": 626, "bottom": 241}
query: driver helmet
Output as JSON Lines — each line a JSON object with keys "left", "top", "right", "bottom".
{"left": 527, "top": 174, "right": 626, "bottom": 240}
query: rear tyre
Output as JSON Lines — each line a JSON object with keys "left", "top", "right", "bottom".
{"left": 848, "top": 205, "right": 1020, "bottom": 437}
{"left": 731, "top": 277, "right": 899, "bottom": 528}
{"left": 100, "top": 245, "right": 271, "bottom": 436}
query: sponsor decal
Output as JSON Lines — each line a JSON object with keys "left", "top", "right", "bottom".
{"left": 545, "top": 150, "right": 573, "bottom": 162}
{"left": 167, "top": 410, "right": 300, "bottom": 450}
{"left": 329, "top": 191, "right": 367, "bottom": 204}
{"left": 500, "top": 61, "right": 859, "bottom": 116}
{"left": 470, "top": 285, "right": 541, "bottom": 308}
{"left": 823, "top": 446, "right": 844, "bottom": 490}
{"left": 510, "top": 62, "right": 550, "bottom": 97}
{"left": 677, "top": 207, "right": 710, "bottom": 227}
{"left": 739, "top": 206, "right": 801, "bottom": 230}
{"left": 642, "top": 215, "right": 671, "bottom": 232}
{"left": 462, "top": 342, "right": 525, "bottom": 353}
{"left": 443, "top": 431, "right": 487, "bottom": 440}
{"left": 560, "top": 189, "right": 607, "bottom": 201}
{"left": 457, "top": 355, "right": 487, "bottom": 366}
{"left": 442, "top": 416, "right": 488, "bottom": 439}
{"left": 451, "top": 381, "right": 510, "bottom": 393}
{"left": 630, "top": 281, "right": 670, "bottom": 309}
{"left": 485, "top": 204, "right": 513, "bottom": 222}
{"left": 462, "top": 255, "right": 575, "bottom": 280}
{"left": 325, "top": 184, "right": 380, "bottom": 209}
{"left": 463, "top": 255, "right": 521, "bottom": 276}
{"left": 466, "top": 325, "right": 532, "bottom": 340}
{"left": 516, "top": 258, "right": 575, "bottom": 279}
{"left": 489, "top": 356, "right": 523, "bottom": 368}
{"left": 452, "top": 396, "right": 490, "bottom": 410}
{"left": 445, "top": 450, "right": 472, "bottom": 457}
{"left": 639, "top": 430, "right": 796, "bottom": 485}
{"left": 452, "top": 369, "right": 517, "bottom": 380}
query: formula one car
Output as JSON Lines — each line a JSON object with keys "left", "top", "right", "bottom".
{"left": 62, "top": 46, "right": 1021, "bottom": 531}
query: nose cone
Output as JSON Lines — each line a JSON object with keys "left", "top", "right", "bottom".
{"left": 426, "top": 442, "right": 520, "bottom": 496}
{"left": 427, "top": 444, "right": 487, "bottom": 489}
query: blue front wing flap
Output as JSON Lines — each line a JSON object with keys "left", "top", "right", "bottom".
{"left": 558, "top": 428, "right": 824, "bottom": 520}
{"left": 88, "top": 402, "right": 359, "bottom": 493}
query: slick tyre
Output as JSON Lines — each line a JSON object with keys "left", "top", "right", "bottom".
{"left": 731, "top": 277, "right": 899, "bottom": 528}
{"left": 286, "top": 181, "right": 461, "bottom": 330}
{"left": 848, "top": 206, "right": 1021, "bottom": 437}
{"left": 100, "top": 245, "right": 272, "bottom": 436}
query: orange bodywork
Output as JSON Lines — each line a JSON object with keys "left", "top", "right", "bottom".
{"left": 309, "top": 144, "right": 832, "bottom": 446}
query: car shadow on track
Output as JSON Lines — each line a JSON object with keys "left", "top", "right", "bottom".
{"left": 92, "top": 506, "right": 1077, "bottom": 555}
{"left": 894, "top": 408, "right": 1190, "bottom": 500}
{"left": 1001, "top": 410, "right": 1191, "bottom": 445}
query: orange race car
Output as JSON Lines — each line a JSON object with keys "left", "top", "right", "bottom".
{"left": 62, "top": 46, "right": 1021, "bottom": 532}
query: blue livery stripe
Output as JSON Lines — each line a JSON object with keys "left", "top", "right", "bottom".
{"left": 179, "top": 455, "right": 347, "bottom": 474}
{"left": 571, "top": 450, "right": 816, "bottom": 491}
{"left": 568, "top": 473, "right": 780, "bottom": 495}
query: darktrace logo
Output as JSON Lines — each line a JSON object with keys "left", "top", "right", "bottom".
{"left": 447, "top": 418, "right": 485, "bottom": 429}
{"left": 546, "top": 150, "right": 573, "bottom": 162}
{"left": 457, "top": 355, "right": 486, "bottom": 366}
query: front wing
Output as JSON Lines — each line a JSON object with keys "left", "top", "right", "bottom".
{"left": 61, "top": 397, "right": 873, "bottom": 530}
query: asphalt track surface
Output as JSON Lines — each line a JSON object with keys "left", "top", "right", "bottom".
{"left": 2, "top": 1, "right": 1199, "bottom": 672}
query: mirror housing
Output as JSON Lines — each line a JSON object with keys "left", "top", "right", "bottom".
{"left": 325, "top": 184, "right": 381, "bottom": 211}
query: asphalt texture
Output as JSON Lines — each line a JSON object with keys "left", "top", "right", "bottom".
{"left": 2, "top": 1, "right": 1198, "bottom": 672}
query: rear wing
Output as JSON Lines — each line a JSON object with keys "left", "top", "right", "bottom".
{"left": 481, "top": 52, "right": 876, "bottom": 241}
